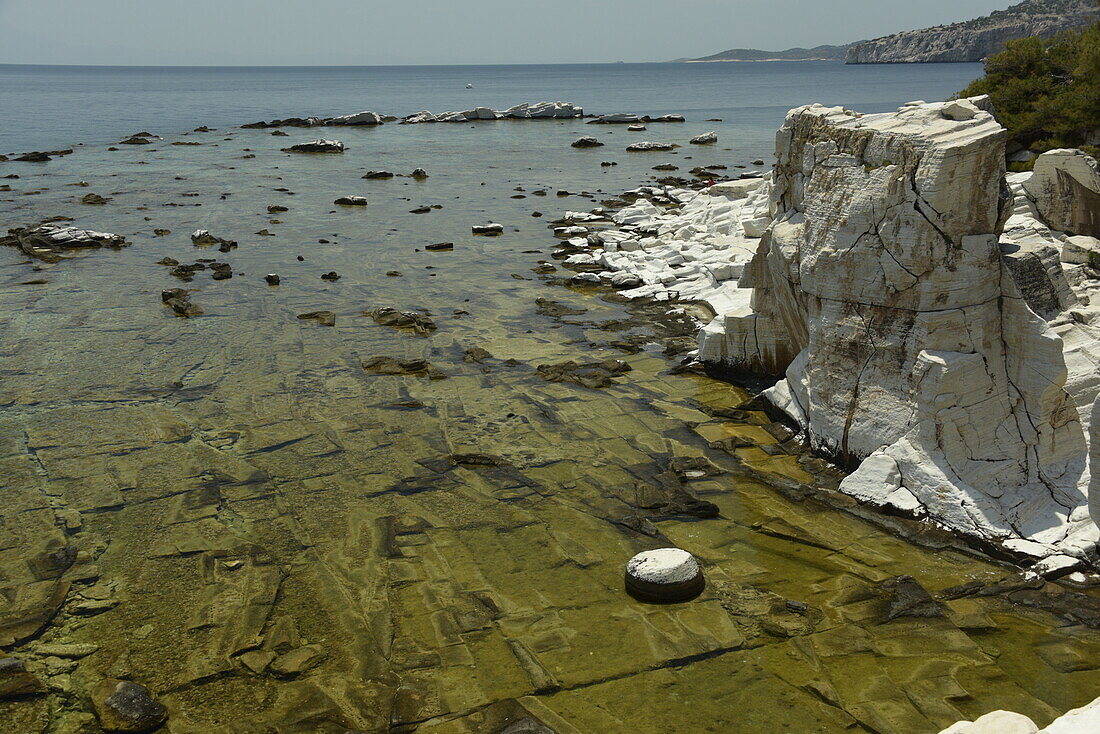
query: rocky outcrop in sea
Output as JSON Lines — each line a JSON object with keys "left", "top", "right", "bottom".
{"left": 558, "top": 97, "right": 1100, "bottom": 575}
{"left": 846, "top": 0, "right": 1098, "bottom": 64}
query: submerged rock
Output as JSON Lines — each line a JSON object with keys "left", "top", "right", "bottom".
{"left": 536, "top": 359, "right": 632, "bottom": 389}
{"left": 0, "top": 655, "right": 44, "bottom": 699}
{"left": 362, "top": 356, "right": 447, "bottom": 380}
{"left": 297, "top": 311, "right": 336, "bottom": 326}
{"left": 161, "top": 288, "right": 203, "bottom": 317}
{"left": 362, "top": 170, "right": 394, "bottom": 179}
{"left": 91, "top": 679, "right": 168, "bottom": 733}
{"left": 369, "top": 307, "right": 437, "bottom": 336}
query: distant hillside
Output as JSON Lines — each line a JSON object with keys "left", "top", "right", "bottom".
{"left": 846, "top": 0, "right": 1098, "bottom": 63}
{"left": 682, "top": 45, "right": 851, "bottom": 63}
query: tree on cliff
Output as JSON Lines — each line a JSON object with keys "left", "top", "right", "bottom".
{"left": 959, "top": 17, "right": 1099, "bottom": 165}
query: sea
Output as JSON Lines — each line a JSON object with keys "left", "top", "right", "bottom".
{"left": 0, "top": 61, "right": 983, "bottom": 153}
{"left": 10, "top": 61, "right": 1097, "bottom": 734}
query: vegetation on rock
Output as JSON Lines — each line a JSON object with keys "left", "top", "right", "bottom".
{"left": 960, "top": 18, "right": 1100, "bottom": 165}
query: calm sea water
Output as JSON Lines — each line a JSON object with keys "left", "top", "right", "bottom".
{"left": 0, "top": 62, "right": 984, "bottom": 153}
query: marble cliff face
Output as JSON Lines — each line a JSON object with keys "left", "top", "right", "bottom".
{"left": 698, "top": 98, "right": 1100, "bottom": 567}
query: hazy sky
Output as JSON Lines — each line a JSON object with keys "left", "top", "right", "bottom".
{"left": 0, "top": 0, "right": 1014, "bottom": 66}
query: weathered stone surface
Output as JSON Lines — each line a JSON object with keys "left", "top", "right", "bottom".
{"left": 1024, "top": 148, "right": 1100, "bottom": 237}
{"left": 704, "top": 99, "right": 1100, "bottom": 558}
{"left": 846, "top": 0, "right": 1098, "bottom": 64}
{"left": 0, "top": 224, "right": 128, "bottom": 263}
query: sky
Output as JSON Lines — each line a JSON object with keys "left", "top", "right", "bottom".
{"left": 0, "top": 0, "right": 1016, "bottom": 66}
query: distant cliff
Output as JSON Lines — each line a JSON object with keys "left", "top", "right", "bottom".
{"left": 846, "top": 0, "right": 1098, "bottom": 64}
{"left": 683, "top": 45, "right": 851, "bottom": 63}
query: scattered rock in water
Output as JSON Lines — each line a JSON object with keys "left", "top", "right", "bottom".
{"left": 411, "top": 168, "right": 429, "bottom": 179}
{"left": 463, "top": 347, "right": 493, "bottom": 363}
{"left": 210, "top": 262, "right": 233, "bottom": 280}
{"left": 644, "top": 114, "right": 686, "bottom": 123}
{"left": 386, "top": 270, "right": 402, "bottom": 277}
{"left": 875, "top": 575, "right": 945, "bottom": 622}
{"left": 269, "top": 645, "right": 326, "bottom": 678}
{"left": 91, "top": 679, "right": 168, "bottom": 733}
{"left": 690, "top": 131, "right": 718, "bottom": 145}
{"left": 627, "top": 142, "right": 677, "bottom": 152}
{"left": 297, "top": 311, "right": 336, "bottom": 326}
{"left": 752, "top": 158, "right": 764, "bottom": 165}
{"left": 81, "top": 193, "right": 108, "bottom": 205}
{"left": 0, "top": 223, "right": 128, "bottom": 263}
{"left": 601, "top": 161, "right": 618, "bottom": 167}
{"left": 264, "top": 273, "right": 280, "bottom": 285}
{"left": 0, "top": 655, "right": 44, "bottom": 699}
{"left": 535, "top": 297, "right": 586, "bottom": 317}
{"left": 334, "top": 195, "right": 368, "bottom": 206}
{"left": 625, "top": 548, "right": 705, "bottom": 603}
{"left": 472, "top": 223, "right": 504, "bottom": 235}
{"left": 190, "top": 229, "right": 237, "bottom": 252}
{"left": 362, "top": 356, "right": 447, "bottom": 380}
{"left": 362, "top": 170, "right": 394, "bottom": 179}
{"left": 238, "top": 649, "right": 275, "bottom": 675}
{"left": 320, "top": 271, "right": 340, "bottom": 281}
{"left": 270, "top": 130, "right": 289, "bottom": 137}
{"left": 369, "top": 306, "right": 437, "bottom": 336}
{"left": 652, "top": 164, "right": 678, "bottom": 171}
{"left": 267, "top": 205, "right": 289, "bottom": 213}
{"left": 532, "top": 262, "right": 557, "bottom": 275}
{"left": 536, "top": 358, "right": 631, "bottom": 389}
{"left": 34, "top": 643, "right": 100, "bottom": 659}
{"left": 255, "top": 228, "right": 275, "bottom": 236}
{"left": 424, "top": 242, "right": 453, "bottom": 251}
{"left": 615, "top": 514, "right": 661, "bottom": 537}
{"left": 161, "top": 288, "right": 203, "bottom": 317}
{"left": 572, "top": 136, "right": 604, "bottom": 148}
{"left": 410, "top": 206, "right": 431, "bottom": 214}
{"left": 153, "top": 228, "right": 171, "bottom": 237}
{"left": 282, "top": 139, "right": 345, "bottom": 153}
{"left": 14, "top": 151, "right": 52, "bottom": 162}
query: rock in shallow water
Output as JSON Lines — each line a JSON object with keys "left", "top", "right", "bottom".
{"left": 281, "top": 139, "right": 345, "bottom": 154}
{"left": 624, "top": 548, "right": 704, "bottom": 603}
{"left": 91, "top": 679, "right": 168, "bottom": 733}
{"left": 0, "top": 224, "right": 128, "bottom": 263}
{"left": 626, "top": 141, "right": 676, "bottom": 152}
{"left": 571, "top": 136, "right": 604, "bottom": 148}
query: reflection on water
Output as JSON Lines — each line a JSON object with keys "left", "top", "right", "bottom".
{"left": 2, "top": 122, "right": 1100, "bottom": 733}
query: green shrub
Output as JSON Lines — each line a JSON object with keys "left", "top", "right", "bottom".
{"left": 960, "top": 20, "right": 1100, "bottom": 158}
